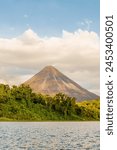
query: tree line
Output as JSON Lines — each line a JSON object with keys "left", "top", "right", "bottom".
{"left": 0, "top": 84, "right": 100, "bottom": 121}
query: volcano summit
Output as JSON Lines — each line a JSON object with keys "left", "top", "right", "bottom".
{"left": 24, "top": 66, "right": 99, "bottom": 101}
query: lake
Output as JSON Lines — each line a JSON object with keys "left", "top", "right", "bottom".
{"left": 0, "top": 122, "right": 99, "bottom": 150}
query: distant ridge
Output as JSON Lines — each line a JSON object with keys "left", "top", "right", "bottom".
{"left": 24, "top": 66, "right": 99, "bottom": 101}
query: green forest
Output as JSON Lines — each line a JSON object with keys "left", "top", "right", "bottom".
{"left": 0, "top": 84, "right": 100, "bottom": 121}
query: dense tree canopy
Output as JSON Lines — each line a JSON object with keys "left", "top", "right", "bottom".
{"left": 0, "top": 84, "right": 100, "bottom": 121}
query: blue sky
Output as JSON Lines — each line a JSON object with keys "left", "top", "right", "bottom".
{"left": 0, "top": 0, "right": 100, "bottom": 37}
{"left": 0, "top": 0, "right": 100, "bottom": 94}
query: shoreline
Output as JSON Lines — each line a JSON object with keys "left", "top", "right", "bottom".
{"left": 0, "top": 120, "right": 100, "bottom": 122}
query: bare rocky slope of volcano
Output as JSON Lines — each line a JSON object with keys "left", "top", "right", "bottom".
{"left": 24, "top": 66, "right": 99, "bottom": 101}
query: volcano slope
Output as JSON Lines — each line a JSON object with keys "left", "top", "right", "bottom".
{"left": 24, "top": 66, "right": 99, "bottom": 101}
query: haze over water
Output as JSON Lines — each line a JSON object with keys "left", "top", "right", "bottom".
{"left": 0, "top": 122, "right": 99, "bottom": 150}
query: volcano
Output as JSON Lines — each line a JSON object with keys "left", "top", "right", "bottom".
{"left": 24, "top": 66, "right": 99, "bottom": 101}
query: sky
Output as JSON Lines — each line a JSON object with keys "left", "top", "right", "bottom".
{"left": 0, "top": 0, "right": 100, "bottom": 95}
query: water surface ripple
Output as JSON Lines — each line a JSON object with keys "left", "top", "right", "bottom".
{"left": 0, "top": 122, "right": 100, "bottom": 150}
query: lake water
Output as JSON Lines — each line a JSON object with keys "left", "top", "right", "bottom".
{"left": 0, "top": 122, "right": 99, "bottom": 150}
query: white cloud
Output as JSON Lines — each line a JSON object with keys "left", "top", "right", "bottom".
{"left": 78, "top": 19, "right": 93, "bottom": 31}
{"left": 24, "top": 14, "right": 28, "bottom": 18}
{"left": 84, "top": 19, "right": 93, "bottom": 30}
{"left": 0, "top": 28, "right": 100, "bottom": 95}
{"left": 9, "top": 27, "right": 15, "bottom": 31}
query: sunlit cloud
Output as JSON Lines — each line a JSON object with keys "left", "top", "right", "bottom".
{"left": 0, "top": 28, "right": 99, "bottom": 94}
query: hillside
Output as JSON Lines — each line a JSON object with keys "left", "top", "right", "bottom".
{"left": 24, "top": 66, "right": 99, "bottom": 101}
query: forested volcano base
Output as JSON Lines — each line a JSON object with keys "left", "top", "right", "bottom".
{"left": 0, "top": 84, "right": 100, "bottom": 121}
